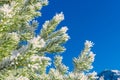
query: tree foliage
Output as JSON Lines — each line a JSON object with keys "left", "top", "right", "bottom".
{"left": 0, "top": 0, "right": 97, "bottom": 79}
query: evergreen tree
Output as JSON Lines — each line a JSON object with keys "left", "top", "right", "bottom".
{"left": 0, "top": 0, "right": 97, "bottom": 79}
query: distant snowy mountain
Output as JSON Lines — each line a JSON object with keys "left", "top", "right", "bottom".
{"left": 98, "top": 70, "right": 120, "bottom": 80}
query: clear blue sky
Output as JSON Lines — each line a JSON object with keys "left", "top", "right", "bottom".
{"left": 37, "top": 0, "right": 120, "bottom": 73}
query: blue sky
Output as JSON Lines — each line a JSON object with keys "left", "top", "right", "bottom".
{"left": 37, "top": 0, "right": 120, "bottom": 73}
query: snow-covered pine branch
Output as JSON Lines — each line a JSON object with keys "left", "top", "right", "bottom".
{"left": 0, "top": 0, "right": 97, "bottom": 80}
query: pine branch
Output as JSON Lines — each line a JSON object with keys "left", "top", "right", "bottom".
{"left": 0, "top": 45, "right": 29, "bottom": 70}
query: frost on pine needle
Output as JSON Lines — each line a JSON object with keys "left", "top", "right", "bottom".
{"left": 0, "top": 0, "right": 97, "bottom": 80}
{"left": 60, "top": 26, "right": 68, "bottom": 33}
{"left": 0, "top": 4, "right": 13, "bottom": 18}
{"left": 73, "top": 40, "right": 95, "bottom": 72}
{"left": 29, "top": 36, "right": 45, "bottom": 49}
{"left": 54, "top": 12, "right": 64, "bottom": 22}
